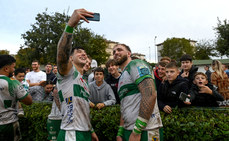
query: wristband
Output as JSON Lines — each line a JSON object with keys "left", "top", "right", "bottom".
{"left": 133, "top": 116, "right": 148, "bottom": 134}
{"left": 91, "top": 128, "right": 95, "bottom": 133}
{"left": 65, "top": 25, "right": 74, "bottom": 33}
{"left": 117, "top": 126, "right": 124, "bottom": 137}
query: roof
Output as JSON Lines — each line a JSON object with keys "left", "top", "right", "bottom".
{"left": 193, "top": 59, "right": 229, "bottom": 65}
{"left": 132, "top": 53, "right": 145, "bottom": 56}
{"left": 156, "top": 37, "right": 197, "bottom": 46}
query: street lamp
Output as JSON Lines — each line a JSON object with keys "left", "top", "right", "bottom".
{"left": 154, "top": 36, "right": 157, "bottom": 63}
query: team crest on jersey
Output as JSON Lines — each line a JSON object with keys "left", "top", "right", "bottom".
{"left": 65, "top": 97, "right": 72, "bottom": 104}
{"left": 137, "top": 66, "right": 150, "bottom": 77}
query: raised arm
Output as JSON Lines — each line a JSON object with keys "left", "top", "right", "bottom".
{"left": 57, "top": 31, "right": 73, "bottom": 75}
{"left": 57, "top": 9, "right": 94, "bottom": 75}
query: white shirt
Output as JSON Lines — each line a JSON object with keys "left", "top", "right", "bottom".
{"left": 25, "top": 71, "right": 46, "bottom": 84}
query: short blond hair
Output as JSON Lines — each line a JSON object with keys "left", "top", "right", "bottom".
{"left": 194, "top": 72, "right": 207, "bottom": 79}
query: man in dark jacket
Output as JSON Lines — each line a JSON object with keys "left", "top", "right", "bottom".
{"left": 204, "top": 65, "right": 212, "bottom": 82}
{"left": 158, "top": 62, "right": 190, "bottom": 114}
{"left": 179, "top": 54, "right": 198, "bottom": 88}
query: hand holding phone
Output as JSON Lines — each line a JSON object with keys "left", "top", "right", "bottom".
{"left": 179, "top": 92, "right": 190, "bottom": 102}
{"left": 85, "top": 13, "right": 100, "bottom": 21}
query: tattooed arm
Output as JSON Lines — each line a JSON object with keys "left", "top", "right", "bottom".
{"left": 129, "top": 78, "right": 157, "bottom": 141}
{"left": 57, "top": 32, "right": 73, "bottom": 75}
{"left": 138, "top": 78, "right": 157, "bottom": 120}
{"left": 57, "top": 9, "right": 94, "bottom": 75}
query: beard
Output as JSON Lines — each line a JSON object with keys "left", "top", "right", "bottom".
{"left": 8, "top": 72, "right": 13, "bottom": 78}
{"left": 116, "top": 54, "right": 128, "bottom": 65}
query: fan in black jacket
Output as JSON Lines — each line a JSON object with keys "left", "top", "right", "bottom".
{"left": 157, "top": 62, "right": 190, "bottom": 114}
{"left": 189, "top": 72, "right": 224, "bottom": 107}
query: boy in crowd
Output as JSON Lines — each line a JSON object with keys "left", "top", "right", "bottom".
{"left": 179, "top": 54, "right": 198, "bottom": 88}
{"left": 29, "top": 81, "right": 54, "bottom": 101}
{"left": 158, "top": 62, "right": 190, "bottom": 114}
{"left": 14, "top": 68, "right": 29, "bottom": 91}
{"left": 0, "top": 55, "right": 32, "bottom": 140}
{"left": 14, "top": 68, "right": 30, "bottom": 117}
{"left": 83, "top": 56, "right": 92, "bottom": 82}
{"left": 105, "top": 59, "right": 121, "bottom": 104}
{"left": 89, "top": 67, "right": 116, "bottom": 109}
{"left": 154, "top": 61, "right": 168, "bottom": 90}
{"left": 190, "top": 72, "right": 224, "bottom": 107}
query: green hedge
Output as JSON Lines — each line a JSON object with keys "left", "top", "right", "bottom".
{"left": 19, "top": 103, "right": 229, "bottom": 141}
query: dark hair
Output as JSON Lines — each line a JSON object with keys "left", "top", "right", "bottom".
{"left": 158, "top": 61, "right": 168, "bottom": 67}
{"left": 46, "top": 63, "right": 52, "bottom": 66}
{"left": 87, "top": 55, "right": 92, "bottom": 61}
{"left": 114, "top": 44, "right": 131, "bottom": 53}
{"left": 32, "top": 60, "right": 40, "bottom": 65}
{"left": 0, "top": 55, "right": 16, "bottom": 69}
{"left": 14, "top": 68, "right": 26, "bottom": 76}
{"left": 45, "top": 80, "right": 53, "bottom": 86}
{"left": 94, "top": 67, "right": 104, "bottom": 75}
{"left": 71, "top": 46, "right": 85, "bottom": 55}
{"left": 165, "top": 62, "right": 178, "bottom": 69}
{"left": 180, "top": 54, "right": 192, "bottom": 62}
{"left": 106, "top": 59, "right": 118, "bottom": 68}
{"left": 205, "top": 65, "right": 209, "bottom": 69}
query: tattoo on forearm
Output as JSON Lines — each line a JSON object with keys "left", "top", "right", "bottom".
{"left": 53, "top": 89, "right": 61, "bottom": 110}
{"left": 57, "top": 32, "right": 73, "bottom": 73}
{"left": 138, "top": 78, "right": 157, "bottom": 120}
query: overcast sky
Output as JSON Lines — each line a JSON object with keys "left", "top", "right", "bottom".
{"left": 0, "top": 0, "right": 229, "bottom": 62}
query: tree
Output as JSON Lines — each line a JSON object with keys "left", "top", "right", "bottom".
{"left": 0, "top": 49, "right": 10, "bottom": 55}
{"left": 214, "top": 18, "right": 229, "bottom": 57}
{"left": 194, "top": 40, "right": 217, "bottom": 60}
{"left": 15, "top": 47, "right": 34, "bottom": 68}
{"left": 18, "top": 10, "right": 109, "bottom": 66}
{"left": 73, "top": 26, "right": 109, "bottom": 65}
{"left": 159, "top": 38, "right": 195, "bottom": 61}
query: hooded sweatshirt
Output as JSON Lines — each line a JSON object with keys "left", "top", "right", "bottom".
{"left": 190, "top": 83, "right": 224, "bottom": 107}
{"left": 89, "top": 81, "right": 116, "bottom": 106}
{"left": 180, "top": 65, "right": 198, "bottom": 88}
{"left": 157, "top": 76, "right": 189, "bottom": 110}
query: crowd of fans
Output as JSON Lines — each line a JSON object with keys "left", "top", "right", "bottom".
{"left": 1, "top": 52, "right": 228, "bottom": 140}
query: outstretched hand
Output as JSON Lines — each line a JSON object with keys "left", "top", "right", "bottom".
{"left": 68, "top": 9, "right": 94, "bottom": 27}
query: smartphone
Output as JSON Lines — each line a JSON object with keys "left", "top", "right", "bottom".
{"left": 179, "top": 92, "right": 190, "bottom": 102}
{"left": 85, "top": 13, "right": 100, "bottom": 21}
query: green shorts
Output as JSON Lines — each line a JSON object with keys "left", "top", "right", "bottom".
{"left": 57, "top": 130, "right": 91, "bottom": 141}
{"left": 0, "top": 121, "right": 21, "bottom": 141}
{"left": 47, "top": 119, "right": 62, "bottom": 141}
{"left": 122, "top": 128, "right": 160, "bottom": 141}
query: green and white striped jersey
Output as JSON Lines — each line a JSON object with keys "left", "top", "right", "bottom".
{"left": 118, "top": 59, "right": 163, "bottom": 130}
{"left": 56, "top": 66, "right": 91, "bottom": 131}
{"left": 0, "top": 75, "right": 29, "bottom": 125}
